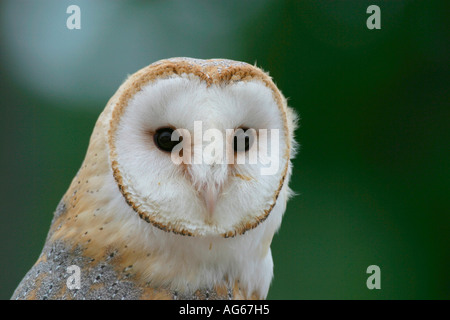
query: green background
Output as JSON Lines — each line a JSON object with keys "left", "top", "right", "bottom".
{"left": 1, "top": 0, "right": 448, "bottom": 299}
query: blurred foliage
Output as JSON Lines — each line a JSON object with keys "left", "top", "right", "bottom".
{"left": 1, "top": 0, "right": 448, "bottom": 299}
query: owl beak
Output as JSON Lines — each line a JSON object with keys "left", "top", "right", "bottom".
{"left": 201, "top": 184, "right": 221, "bottom": 219}
{"left": 186, "top": 161, "right": 226, "bottom": 220}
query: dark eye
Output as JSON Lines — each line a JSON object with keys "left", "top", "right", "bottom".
{"left": 154, "top": 127, "right": 181, "bottom": 152}
{"left": 233, "top": 128, "right": 254, "bottom": 152}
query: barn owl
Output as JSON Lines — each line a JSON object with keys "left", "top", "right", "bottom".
{"left": 12, "top": 57, "right": 297, "bottom": 300}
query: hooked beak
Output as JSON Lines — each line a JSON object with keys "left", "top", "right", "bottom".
{"left": 200, "top": 184, "right": 222, "bottom": 219}
{"left": 186, "top": 163, "right": 226, "bottom": 220}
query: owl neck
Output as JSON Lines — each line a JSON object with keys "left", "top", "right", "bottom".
{"left": 45, "top": 172, "right": 278, "bottom": 299}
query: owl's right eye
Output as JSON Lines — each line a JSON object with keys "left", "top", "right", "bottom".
{"left": 154, "top": 127, "right": 181, "bottom": 152}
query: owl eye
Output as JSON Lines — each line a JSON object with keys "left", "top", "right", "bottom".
{"left": 233, "top": 128, "right": 254, "bottom": 152}
{"left": 154, "top": 127, "right": 181, "bottom": 152}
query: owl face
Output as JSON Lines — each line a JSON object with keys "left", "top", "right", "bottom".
{"left": 107, "top": 58, "right": 294, "bottom": 237}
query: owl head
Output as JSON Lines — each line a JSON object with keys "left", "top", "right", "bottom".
{"left": 103, "top": 57, "right": 297, "bottom": 238}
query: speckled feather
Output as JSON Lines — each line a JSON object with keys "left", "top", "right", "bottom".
{"left": 12, "top": 58, "right": 296, "bottom": 300}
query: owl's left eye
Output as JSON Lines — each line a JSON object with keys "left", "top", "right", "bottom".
{"left": 233, "top": 128, "right": 254, "bottom": 152}
{"left": 154, "top": 127, "right": 181, "bottom": 152}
